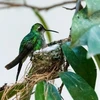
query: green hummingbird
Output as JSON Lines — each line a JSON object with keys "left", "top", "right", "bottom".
{"left": 5, "top": 23, "right": 58, "bottom": 81}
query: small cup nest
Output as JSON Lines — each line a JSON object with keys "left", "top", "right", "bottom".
{"left": 25, "top": 44, "right": 66, "bottom": 82}
{"left": 2, "top": 44, "right": 68, "bottom": 100}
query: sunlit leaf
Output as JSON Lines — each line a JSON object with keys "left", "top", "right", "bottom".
{"left": 59, "top": 72, "right": 98, "bottom": 100}
{"left": 71, "top": 8, "right": 92, "bottom": 47}
{"left": 71, "top": 0, "right": 100, "bottom": 56}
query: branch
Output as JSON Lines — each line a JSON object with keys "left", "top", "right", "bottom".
{"left": 47, "top": 37, "right": 70, "bottom": 46}
{"left": 63, "top": 6, "right": 76, "bottom": 10}
{"left": 0, "top": 1, "right": 77, "bottom": 10}
{"left": 0, "top": 83, "right": 7, "bottom": 91}
{"left": 75, "top": 0, "right": 83, "bottom": 14}
{"left": 58, "top": 83, "right": 64, "bottom": 94}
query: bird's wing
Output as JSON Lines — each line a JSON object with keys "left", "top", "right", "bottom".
{"left": 5, "top": 32, "right": 43, "bottom": 81}
{"left": 19, "top": 32, "right": 37, "bottom": 53}
{"left": 5, "top": 32, "right": 37, "bottom": 69}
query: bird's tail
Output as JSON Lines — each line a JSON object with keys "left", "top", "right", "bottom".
{"left": 5, "top": 51, "right": 26, "bottom": 70}
{"left": 16, "top": 61, "right": 22, "bottom": 82}
{"left": 5, "top": 43, "right": 33, "bottom": 70}
{"left": 5, "top": 55, "right": 23, "bottom": 70}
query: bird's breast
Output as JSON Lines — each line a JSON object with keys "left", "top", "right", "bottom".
{"left": 41, "top": 34, "right": 46, "bottom": 48}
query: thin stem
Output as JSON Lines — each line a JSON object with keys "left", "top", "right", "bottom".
{"left": 0, "top": 1, "right": 77, "bottom": 11}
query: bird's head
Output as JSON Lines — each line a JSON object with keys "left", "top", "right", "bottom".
{"left": 31, "top": 23, "right": 58, "bottom": 34}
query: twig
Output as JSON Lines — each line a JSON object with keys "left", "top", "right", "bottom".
{"left": 58, "top": 83, "right": 64, "bottom": 94}
{"left": 0, "top": 83, "right": 7, "bottom": 91}
{"left": 75, "top": 0, "right": 83, "bottom": 14}
{"left": 0, "top": 1, "right": 77, "bottom": 11}
{"left": 47, "top": 37, "right": 70, "bottom": 47}
{"left": 63, "top": 6, "right": 76, "bottom": 10}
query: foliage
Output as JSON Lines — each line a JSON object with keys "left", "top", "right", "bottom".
{"left": 0, "top": 0, "right": 100, "bottom": 100}
{"left": 61, "top": 43, "right": 96, "bottom": 89}
{"left": 59, "top": 72, "right": 98, "bottom": 100}
{"left": 71, "top": 0, "right": 100, "bottom": 57}
{"left": 35, "top": 81, "right": 61, "bottom": 100}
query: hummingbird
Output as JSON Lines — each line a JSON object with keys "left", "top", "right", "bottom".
{"left": 5, "top": 23, "right": 58, "bottom": 81}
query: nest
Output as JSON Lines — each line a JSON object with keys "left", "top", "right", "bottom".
{"left": 2, "top": 44, "right": 68, "bottom": 100}
{"left": 25, "top": 44, "right": 67, "bottom": 82}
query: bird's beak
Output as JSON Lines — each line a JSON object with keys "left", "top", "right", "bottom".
{"left": 45, "top": 29, "right": 59, "bottom": 33}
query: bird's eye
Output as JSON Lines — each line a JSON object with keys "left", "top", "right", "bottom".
{"left": 37, "top": 26, "right": 43, "bottom": 31}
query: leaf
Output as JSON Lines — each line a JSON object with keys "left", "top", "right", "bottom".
{"left": 45, "top": 83, "right": 61, "bottom": 100}
{"left": 71, "top": 4, "right": 100, "bottom": 56}
{"left": 35, "top": 81, "right": 45, "bottom": 100}
{"left": 34, "top": 9, "right": 52, "bottom": 42}
{"left": 59, "top": 72, "right": 98, "bottom": 100}
{"left": 85, "top": 0, "right": 100, "bottom": 16}
{"left": 94, "top": 54, "right": 100, "bottom": 69}
{"left": 71, "top": 8, "right": 93, "bottom": 47}
{"left": 35, "top": 81, "right": 61, "bottom": 100}
{"left": 80, "top": 25, "right": 100, "bottom": 57}
{"left": 61, "top": 43, "right": 97, "bottom": 89}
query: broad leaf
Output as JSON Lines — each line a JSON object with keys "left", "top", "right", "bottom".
{"left": 35, "top": 81, "right": 61, "bottom": 100}
{"left": 35, "top": 81, "right": 45, "bottom": 100}
{"left": 71, "top": 0, "right": 100, "bottom": 56}
{"left": 59, "top": 72, "right": 98, "bottom": 100}
{"left": 94, "top": 54, "right": 100, "bottom": 69}
{"left": 61, "top": 43, "right": 97, "bottom": 89}
{"left": 85, "top": 0, "right": 100, "bottom": 16}
{"left": 80, "top": 25, "right": 100, "bottom": 57}
{"left": 45, "top": 83, "right": 61, "bottom": 100}
{"left": 71, "top": 8, "right": 92, "bottom": 46}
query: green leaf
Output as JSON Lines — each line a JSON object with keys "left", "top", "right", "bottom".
{"left": 61, "top": 43, "right": 97, "bottom": 89}
{"left": 94, "top": 54, "right": 100, "bottom": 69}
{"left": 59, "top": 72, "right": 98, "bottom": 100}
{"left": 35, "top": 81, "right": 61, "bottom": 100}
{"left": 80, "top": 25, "right": 100, "bottom": 57}
{"left": 45, "top": 83, "right": 61, "bottom": 100}
{"left": 71, "top": 1, "right": 100, "bottom": 56}
{"left": 71, "top": 8, "right": 92, "bottom": 47}
{"left": 34, "top": 9, "right": 52, "bottom": 42}
{"left": 85, "top": 0, "right": 100, "bottom": 16}
{"left": 35, "top": 81, "right": 45, "bottom": 100}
